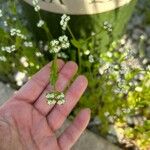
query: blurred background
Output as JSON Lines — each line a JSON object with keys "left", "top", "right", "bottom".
{"left": 0, "top": 0, "right": 150, "bottom": 150}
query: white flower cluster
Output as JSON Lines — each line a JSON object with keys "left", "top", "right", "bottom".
{"left": 58, "top": 52, "right": 68, "bottom": 59}
{"left": 35, "top": 52, "right": 43, "bottom": 57}
{"left": 1, "top": 45, "right": 16, "bottom": 53}
{"left": 20, "top": 57, "right": 29, "bottom": 68}
{"left": 46, "top": 92, "right": 65, "bottom": 105}
{"left": 60, "top": 14, "right": 70, "bottom": 30}
{"left": 32, "top": 0, "right": 40, "bottom": 12}
{"left": 10, "top": 28, "right": 27, "bottom": 40}
{"left": 50, "top": 40, "right": 60, "bottom": 53}
{"left": 135, "top": 86, "right": 143, "bottom": 92}
{"left": 103, "top": 21, "right": 112, "bottom": 32}
{"left": 44, "top": 44, "right": 49, "bottom": 51}
{"left": 124, "top": 58, "right": 142, "bottom": 70}
{"left": 0, "top": 9, "right": 2, "bottom": 17}
{"left": 15, "top": 72, "right": 26, "bottom": 86}
{"left": 98, "top": 59, "right": 142, "bottom": 95}
{"left": 89, "top": 55, "right": 94, "bottom": 63}
{"left": 103, "top": 111, "right": 116, "bottom": 123}
{"left": 59, "top": 35, "right": 70, "bottom": 49}
{"left": 0, "top": 56, "right": 6, "bottom": 62}
{"left": 4, "top": 21, "right": 8, "bottom": 27}
{"left": 24, "top": 41, "right": 33, "bottom": 47}
{"left": 84, "top": 50, "right": 90, "bottom": 55}
{"left": 99, "top": 63, "right": 110, "bottom": 75}
{"left": 37, "top": 20, "right": 44, "bottom": 28}
{"left": 49, "top": 35, "right": 70, "bottom": 53}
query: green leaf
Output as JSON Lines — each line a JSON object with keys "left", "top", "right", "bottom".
{"left": 50, "top": 55, "right": 58, "bottom": 87}
{"left": 71, "top": 39, "right": 81, "bottom": 48}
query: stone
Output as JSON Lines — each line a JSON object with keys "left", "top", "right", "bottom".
{"left": 0, "top": 82, "right": 14, "bottom": 105}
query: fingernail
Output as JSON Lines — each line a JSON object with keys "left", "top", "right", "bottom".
{"left": 85, "top": 108, "right": 91, "bottom": 114}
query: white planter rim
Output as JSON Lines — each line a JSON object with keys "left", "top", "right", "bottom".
{"left": 24, "top": 0, "right": 133, "bottom": 15}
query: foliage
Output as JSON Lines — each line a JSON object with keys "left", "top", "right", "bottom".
{"left": 0, "top": 0, "right": 47, "bottom": 87}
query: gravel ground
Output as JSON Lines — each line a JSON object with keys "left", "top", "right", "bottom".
{"left": 88, "top": 0, "right": 150, "bottom": 149}
{"left": 126, "top": 0, "right": 150, "bottom": 58}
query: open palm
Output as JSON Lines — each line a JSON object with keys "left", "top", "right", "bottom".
{"left": 0, "top": 60, "right": 90, "bottom": 150}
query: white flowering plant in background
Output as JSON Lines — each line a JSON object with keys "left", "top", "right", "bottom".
{"left": 0, "top": 0, "right": 150, "bottom": 149}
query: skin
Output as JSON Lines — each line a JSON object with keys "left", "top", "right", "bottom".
{"left": 0, "top": 60, "right": 91, "bottom": 150}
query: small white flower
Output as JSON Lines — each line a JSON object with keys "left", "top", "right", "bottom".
{"left": 91, "top": 32, "right": 96, "bottom": 36}
{"left": 89, "top": 55, "right": 94, "bottom": 63}
{"left": 135, "top": 87, "right": 143, "bottom": 92}
{"left": 47, "top": 100, "right": 56, "bottom": 105}
{"left": 3, "top": 21, "right": 8, "bottom": 27}
{"left": 108, "top": 116, "right": 114, "bottom": 123}
{"left": 147, "top": 65, "right": 150, "bottom": 71}
{"left": 98, "top": 63, "right": 110, "bottom": 75}
{"left": 140, "top": 35, "right": 146, "bottom": 40}
{"left": 59, "top": 35, "right": 70, "bottom": 49}
{"left": 57, "top": 93, "right": 65, "bottom": 99}
{"left": 46, "top": 93, "right": 55, "bottom": 99}
{"left": 114, "top": 88, "right": 121, "bottom": 94}
{"left": 116, "top": 108, "right": 121, "bottom": 116}
{"left": 84, "top": 50, "right": 90, "bottom": 55}
{"left": 1, "top": 45, "right": 16, "bottom": 53}
{"left": 10, "top": 28, "right": 26, "bottom": 40}
{"left": 145, "top": 80, "right": 150, "bottom": 88}
{"left": 103, "top": 21, "right": 109, "bottom": 26}
{"left": 103, "top": 21, "right": 112, "bottom": 32}
{"left": 49, "top": 35, "right": 70, "bottom": 53}
{"left": 46, "top": 93, "right": 56, "bottom": 105}
{"left": 60, "top": 14, "right": 70, "bottom": 30}
{"left": 11, "top": 45, "right": 16, "bottom": 51}
{"left": 32, "top": 0, "right": 40, "bottom": 12}
{"left": 58, "top": 52, "right": 68, "bottom": 59}
{"left": 35, "top": 52, "right": 43, "bottom": 57}
{"left": 37, "top": 20, "right": 44, "bottom": 28}
{"left": 104, "top": 112, "right": 110, "bottom": 117}
{"left": 44, "top": 45, "right": 49, "bottom": 51}
{"left": 32, "top": 0, "right": 39, "bottom": 5}
{"left": 0, "top": 9, "right": 2, "bottom": 17}
{"left": 106, "top": 52, "right": 113, "bottom": 58}
{"left": 35, "top": 5, "right": 40, "bottom": 12}
{"left": 129, "top": 82, "right": 134, "bottom": 87}
{"left": 20, "top": 57, "right": 29, "bottom": 68}
{"left": 49, "top": 39, "right": 61, "bottom": 53}
{"left": 142, "top": 58, "right": 148, "bottom": 65}
{"left": 24, "top": 41, "right": 33, "bottom": 47}
{"left": 46, "top": 92, "right": 65, "bottom": 105}
{"left": 57, "top": 99, "right": 65, "bottom": 105}
{"left": 0, "top": 56, "right": 6, "bottom": 62}
{"left": 15, "top": 72, "right": 26, "bottom": 86}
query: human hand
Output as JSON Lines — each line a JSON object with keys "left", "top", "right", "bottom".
{"left": 0, "top": 60, "right": 90, "bottom": 150}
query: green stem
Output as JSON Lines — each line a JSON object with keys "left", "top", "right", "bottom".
{"left": 37, "top": 12, "right": 58, "bottom": 89}
{"left": 139, "top": 38, "right": 145, "bottom": 58}
{"left": 67, "top": 25, "right": 81, "bottom": 72}
{"left": 38, "top": 12, "right": 53, "bottom": 40}
{"left": 78, "top": 47, "right": 81, "bottom": 72}
{"left": 67, "top": 26, "right": 76, "bottom": 39}
{"left": 84, "top": 29, "right": 102, "bottom": 43}
{"left": 50, "top": 54, "right": 58, "bottom": 90}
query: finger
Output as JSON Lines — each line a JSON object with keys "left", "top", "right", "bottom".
{"left": 58, "top": 109, "right": 91, "bottom": 150}
{"left": 12, "top": 59, "right": 65, "bottom": 103}
{"left": 47, "top": 76, "right": 88, "bottom": 131}
{"left": 34, "top": 62, "right": 78, "bottom": 116}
